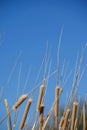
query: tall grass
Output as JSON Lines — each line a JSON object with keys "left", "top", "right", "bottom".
{"left": 0, "top": 44, "right": 87, "bottom": 130}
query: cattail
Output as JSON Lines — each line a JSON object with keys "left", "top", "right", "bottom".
{"left": 71, "top": 102, "right": 78, "bottom": 130}
{"left": 55, "top": 86, "right": 60, "bottom": 117}
{"left": 54, "top": 86, "right": 60, "bottom": 129}
{"left": 74, "top": 117, "right": 77, "bottom": 130}
{"left": 39, "top": 104, "right": 44, "bottom": 130}
{"left": 20, "top": 98, "right": 32, "bottom": 129}
{"left": 59, "top": 116, "right": 65, "bottom": 129}
{"left": 36, "top": 85, "right": 45, "bottom": 111}
{"left": 86, "top": 115, "right": 87, "bottom": 130}
{"left": 4, "top": 99, "right": 12, "bottom": 130}
{"left": 13, "top": 94, "right": 28, "bottom": 110}
{"left": 62, "top": 109, "right": 70, "bottom": 130}
{"left": 83, "top": 102, "right": 86, "bottom": 130}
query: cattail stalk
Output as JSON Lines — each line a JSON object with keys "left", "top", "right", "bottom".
{"left": 74, "top": 117, "right": 77, "bottom": 130}
{"left": 20, "top": 98, "right": 32, "bottom": 129}
{"left": 13, "top": 94, "right": 28, "bottom": 110}
{"left": 4, "top": 99, "right": 12, "bottom": 130}
{"left": 39, "top": 105, "right": 44, "bottom": 130}
{"left": 55, "top": 86, "right": 60, "bottom": 129}
{"left": 42, "top": 113, "right": 51, "bottom": 130}
{"left": 55, "top": 86, "right": 60, "bottom": 117}
{"left": 36, "top": 85, "right": 45, "bottom": 111}
{"left": 83, "top": 102, "right": 87, "bottom": 130}
{"left": 32, "top": 121, "right": 36, "bottom": 130}
{"left": 71, "top": 102, "right": 78, "bottom": 130}
{"left": 62, "top": 109, "right": 70, "bottom": 130}
{"left": 42, "top": 102, "right": 55, "bottom": 130}
{"left": 59, "top": 116, "right": 65, "bottom": 129}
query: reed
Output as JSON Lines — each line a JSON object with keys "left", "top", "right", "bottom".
{"left": 71, "top": 102, "right": 78, "bottom": 130}
{"left": 83, "top": 102, "right": 87, "bottom": 130}
{"left": 39, "top": 104, "right": 45, "bottom": 130}
{"left": 59, "top": 116, "right": 65, "bottom": 129}
{"left": 42, "top": 114, "right": 50, "bottom": 130}
{"left": 20, "top": 98, "right": 32, "bottom": 129}
{"left": 13, "top": 94, "right": 28, "bottom": 110}
{"left": 42, "top": 102, "right": 55, "bottom": 130}
{"left": 32, "top": 121, "right": 36, "bottom": 130}
{"left": 74, "top": 117, "right": 77, "bottom": 130}
{"left": 0, "top": 45, "right": 87, "bottom": 130}
{"left": 55, "top": 86, "right": 60, "bottom": 117}
{"left": 4, "top": 99, "right": 12, "bottom": 130}
{"left": 62, "top": 109, "right": 70, "bottom": 130}
{"left": 36, "top": 85, "right": 45, "bottom": 111}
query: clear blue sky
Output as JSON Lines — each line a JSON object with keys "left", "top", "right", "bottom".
{"left": 0, "top": 0, "right": 87, "bottom": 129}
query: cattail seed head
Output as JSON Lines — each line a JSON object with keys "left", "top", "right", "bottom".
{"left": 36, "top": 85, "right": 45, "bottom": 111}
{"left": 59, "top": 116, "right": 65, "bottom": 128}
{"left": 83, "top": 102, "right": 86, "bottom": 130}
{"left": 62, "top": 109, "right": 70, "bottom": 130}
{"left": 4, "top": 99, "right": 12, "bottom": 130}
{"left": 71, "top": 102, "right": 78, "bottom": 130}
{"left": 54, "top": 86, "right": 60, "bottom": 117}
{"left": 13, "top": 94, "right": 28, "bottom": 110}
{"left": 20, "top": 98, "right": 32, "bottom": 129}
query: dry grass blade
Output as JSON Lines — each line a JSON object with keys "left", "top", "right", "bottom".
{"left": 42, "top": 114, "right": 50, "bottom": 130}
{"left": 0, "top": 52, "right": 22, "bottom": 103}
{"left": 13, "top": 63, "right": 22, "bottom": 128}
{"left": 74, "top": 117, "right": 77, "bottom": 130}
{"left": 4, "top": 99, "right": 12, "bottom": 130}
{"left": 42, "top": 102, "right": 55, "bottom": 130}
{"left": 56, "top": 26, "right": 63, "bottom": 86}
{"left": 32, "top": 121, "right": 36, "bottom": 130}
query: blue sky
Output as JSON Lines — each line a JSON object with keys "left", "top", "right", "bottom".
{"left": 0, "top": 0, "right": 87, "bottom": 129}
